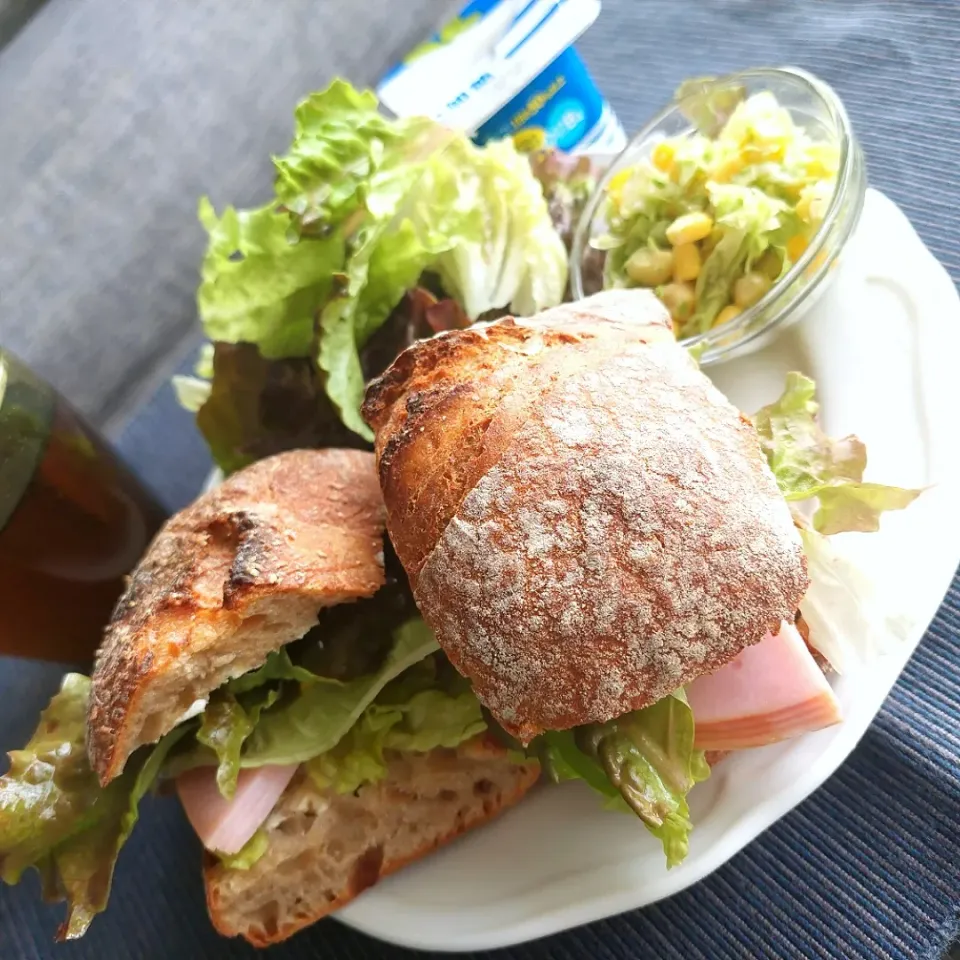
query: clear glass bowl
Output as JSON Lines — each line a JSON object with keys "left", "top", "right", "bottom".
{"left": 569, "top": 67, "right": 867, "bottom": 364}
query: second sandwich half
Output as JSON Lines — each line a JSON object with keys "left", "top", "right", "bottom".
{"left": 362, "top": 289, "right": 917, "bottom": 868}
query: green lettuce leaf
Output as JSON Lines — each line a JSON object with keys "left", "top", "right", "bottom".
{"left": 536, "top": 691, "right": 709, "bottom": 868}
{"left": 691, "top": 227, "right": 745, "bottom": 331}
{"left": 185, "top": 287, "right": 446, "bottom": 475}
{"left": 305, "top": 658, "right": 485, "bottom": 795}
{"left": 0, "top": 675, "right": 100, "bottom": 885}
{"left": 754, "top": 372, "right": 921, "bottom": 533}
{"left": 197, "top": 687, "right": 281, "bottom": 799}
{"left": 218, "top": 828, "right": 269, "bottom": 871}
{"left": 241, "top": 618, "right": 439, "bottom": 767}
{"left": 226, "top": 648, "right": 318, "bottom": 694}
{"left": 675, "top": 75, "right": 747, "bottom": 137}
{"left": 538, "top": 730, "right": 623, "bottom": 800}
{"left": 305, "top": 707, "right": 397, "bottom": 795}
{"left": 191, "top": 342, "right": 365, "bottom": 475}
{"left": 425, "top": 138, "right": 568, "bottom": 320}
{"left": 0, "top": 675, "right": 185, "bottom": 938}
{"left": 380, "top": 686, "right": 485, "bottom": 753}
{"left": 193, "top": 80, "right": 565, "bottom": 448}
{"left": 197, "top": 197, "right": 342, "bottom": 360}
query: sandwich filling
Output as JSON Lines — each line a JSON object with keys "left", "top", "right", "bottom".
{"left": 0, "top": 578, "right": 491, "bottom": 938}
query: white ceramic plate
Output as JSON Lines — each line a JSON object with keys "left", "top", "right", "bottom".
{"left": 334, "top": 188, "right": 960, "bottom": 951}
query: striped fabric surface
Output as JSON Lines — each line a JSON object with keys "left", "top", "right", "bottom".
{"left": 2, "top": 1, "right": 959, "bottom": 959}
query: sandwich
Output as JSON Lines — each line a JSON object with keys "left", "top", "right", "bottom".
{"left": 0, "top": 291, "right": 917, "bottom": 946}
{"left": 361, "top": 288, "right": 919, "bottom": 866}
{"left": 0, "top": 448, "right": 538, "bottom": 945}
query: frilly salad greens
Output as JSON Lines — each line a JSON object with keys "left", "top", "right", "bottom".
{"left": 593, "top": 90, "right": 841, "bottom": 339}
{"left": 0, "top": 675, "right": 186, "bottom": 940}
{"left": 0, "top": 592, "right": 487, "bottom": 938}
{"left": 752, "top": 372, "right": 921, "bottom": 536}
{"left": 175, "top": 79, "right": 569, "bottom": 470}
{"left": 753, "top": 372, "right": 921, "bottom": 672}
{"left": 534, "top": 691, "right": 710, "bottom": 868}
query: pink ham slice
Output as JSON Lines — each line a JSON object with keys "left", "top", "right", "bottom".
{"left": 687, "top": 621, "right": 842, "bottom": 751}
{"left": 176, "top": 764, "right": 299, "bottom": 855}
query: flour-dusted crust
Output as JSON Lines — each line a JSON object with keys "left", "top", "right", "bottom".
{"left": 363, "top": 290, "right": 674, "bottom": 583}
{"left": 203, "top": 736, "right": 540, "bottom": 946}
{"left": 364, "top": 291, "right": 808, "bottom": 741}
{"left": 88, "top": 449, "right": 385, "bottom": 783}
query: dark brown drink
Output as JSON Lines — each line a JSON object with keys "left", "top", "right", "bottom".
{"left": 0, "top": 352, "right": 167, "bottom": 663}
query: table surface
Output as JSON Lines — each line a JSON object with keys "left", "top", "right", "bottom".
{"left": 2, "top": 1, "right": 960, "bottom": 959}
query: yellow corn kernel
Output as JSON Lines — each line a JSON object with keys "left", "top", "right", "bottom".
{"left": 743, "top": 141, "right": 786, "bottom": 165}
{"left": 672, "top": 242, "right": 702, "bottom": 282}
{"left": 733, "top": 271, "right": 773, "bottom": 308}
{"left": 710, "top": 155, "right": 743, "bottom": 183}
{"left": 625, "top": 247, "right": 674, "bottom": 286}
{"left": 803, "top": 144, "right": 840, "bottom": 178}
{"left": 652, "top": 141, "right": 676, "bottom": 173}
{"left": 659, "top": 282, "right": 696, "bottom": 324}
{"left": 606, "top": 167, "right": 632, "bottom": 202}
{"left": 666, "top": 212, "right": 714, "bottom": 246}
{"left": 766, "top": 141, "right": 786, "bottom": 162}
{"left": 786, "top": 233, "right": 809, "bottom": 262}
{"left": 713, "top": 304, "right": 742, "bottom": 328}
{"left": 796, "top": 194, "right": 813, "bottom": 223}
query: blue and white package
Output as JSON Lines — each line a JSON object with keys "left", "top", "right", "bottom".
{"left": 376, "top": 0, "right": 626, "bottom": 155}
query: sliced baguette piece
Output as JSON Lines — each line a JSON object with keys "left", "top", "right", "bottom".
{"left": 203, "top": 736, "right": 540, "bottom": 947}
{"left": 87, "top": 449, "right": 385, "bottom": 785}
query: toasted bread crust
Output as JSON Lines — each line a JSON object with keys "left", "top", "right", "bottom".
{"left": 363, "top": 291, "right": 809, "bottom": 741}
{"left": 363, "top": 290, "right": 674, "bottom": 584}
{"left": 88, "top": 449, "right": 385, "bottom": 783}
{"left": 203, "top": 736, "right": 540, "bottom": 946}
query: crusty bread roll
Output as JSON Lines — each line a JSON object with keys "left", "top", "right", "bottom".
{"left": 88, "top": 449, "right": 385, "bottom": 784}
{"left": 362, "top": 290, "right": 809, "bottom": 742}
{"left": 204, "top": 736, "right": 540, "bottom": 946}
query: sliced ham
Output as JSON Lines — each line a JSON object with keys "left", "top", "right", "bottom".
{"left": 176, "top": 764, "right": 299, "bottom": 855}
{"left": 687, "top": 621, "right": 842, "bottom": 751}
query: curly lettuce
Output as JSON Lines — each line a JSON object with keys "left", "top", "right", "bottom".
{"left": 753, "top": 373, "right": 921, "bottom": 671}
{"left": 240, "top": 618, "right": 440, "bottom": 767}
{"left": 0, "top": 675, "right": 184, "bottom": 939}
{"left": 306, "top": 658, "right": 486, "bottom": 795}
{"left": 754, "top": 372, "right": 921, "bottom": 534}
{"left": 192, "top": 80, "right": 566, "bottom": 453}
